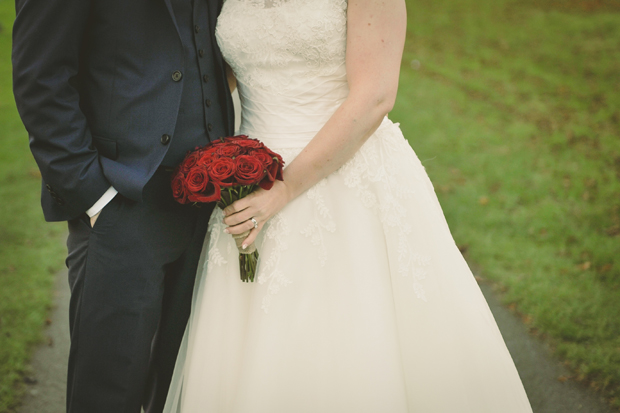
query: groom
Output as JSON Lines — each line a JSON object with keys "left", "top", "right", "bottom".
{"left": 12, "top": 0, "right": 233, "bottom": 411}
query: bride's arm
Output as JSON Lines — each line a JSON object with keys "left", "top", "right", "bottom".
{"left": 223, "top": 0, "right": 407, "bottom": 247}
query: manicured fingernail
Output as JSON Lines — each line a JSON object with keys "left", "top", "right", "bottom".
{"left": 242, "top": 244, "right": 247, "bottom": 250}
{"left": 224, "top": 228, "right": 229, "bottom": 234}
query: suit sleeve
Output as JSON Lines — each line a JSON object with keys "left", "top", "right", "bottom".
{"left": 12, "top": 0, "right": 111, "bottom": 218}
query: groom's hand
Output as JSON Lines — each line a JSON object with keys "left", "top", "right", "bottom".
{"left": 90, "top": 211, "right": 101, "bottom": 228}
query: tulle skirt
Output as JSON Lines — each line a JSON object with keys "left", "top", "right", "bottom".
{"left": 164, "top": 118, "right": 532, "bottom": 412}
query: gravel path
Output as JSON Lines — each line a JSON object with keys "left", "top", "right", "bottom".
{"left": 18, "top": 269, "right": 70, "bottom": 413}
{"left": 17, "top": 270, "right": 617, "bottom": 413}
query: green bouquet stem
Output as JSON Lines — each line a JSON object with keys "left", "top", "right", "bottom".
{"left": 217, "top": 185, "right": 260, "bottom": 283}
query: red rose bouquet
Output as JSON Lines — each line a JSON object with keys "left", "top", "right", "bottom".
{"left": 171, "top": 135, "right": 284, "bottom": 282}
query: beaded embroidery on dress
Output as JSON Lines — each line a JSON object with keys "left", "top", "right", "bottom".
{"left": 163, "top": 0, "right": 533, "bottom": 411}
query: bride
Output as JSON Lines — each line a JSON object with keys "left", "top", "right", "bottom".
{"left": 164, "top": 0, "right": 533, "bottom": 411}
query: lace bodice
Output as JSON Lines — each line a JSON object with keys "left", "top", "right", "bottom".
{"left": 216, "top": 0, "right": 348, "bottom": 95}
{"left": 216, "top": 0, "right": 349, "bottom": 146}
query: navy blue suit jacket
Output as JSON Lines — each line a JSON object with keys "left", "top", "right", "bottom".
{"left": 12, "top": 0, "right": 235, "bottom": 222}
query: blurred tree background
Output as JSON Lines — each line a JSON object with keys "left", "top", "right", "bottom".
{"left": 0, "top": 0, "right": 619, "bottom": 411}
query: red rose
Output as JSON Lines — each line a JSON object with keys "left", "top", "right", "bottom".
{"left": 235, "top": 155, "right": 265, "bottom": 185}
{"left": 238, "top": 140, "right": 264, "bottom": 149}
{"left": 215, "top": 144, "right": 242, "bottom": 158}
{"left": 259, "top": 156, "right": 284, "bottom": 190}
{"left": 196, "top": 145, "right": 220, "bottom": 164}
{"left": 208, "top": 158, "right": 237, "bottom": 187}
{"left": 263, "top": 147, "right": 284, "bottom": 165}
{"left": 224, "top": 135, "right": 249, "bottom": 142}
{"left": 197, "top": 151, "right": 220, "bottom": 167}
{"left": 223, "top": 136, "right": 264, "bottom": 151}
{"left": 273, "top": 158, "right": 284, "bottom": 181}
{"left": 210, "top": 137, "right": 233, "bottom": 146}
{"left": 171, "top": 172, "right": 189, "bottom": 204}
{"left": 250, "top": 150, "right": 274, "bottom": 168}
{"left": 186, "top": 167, "right": 211, "bottom": 193}
{"left": 179, "top": 150, "right": 201, "bottom": 173}
{"left": 188, "top": 181, "right": 221, "bottom": 203}
{"left": 202, "top": 145, "right": 219, "bottom": 155}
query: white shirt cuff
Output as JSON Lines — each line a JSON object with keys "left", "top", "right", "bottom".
{"left": 86, "top": 186, "right": 118, "bottom": 217}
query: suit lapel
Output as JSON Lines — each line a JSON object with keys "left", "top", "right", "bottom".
{"left": 163, "top": 0, "right": 182, "bottom": 40}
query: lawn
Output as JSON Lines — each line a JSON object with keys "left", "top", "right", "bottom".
{"left": 0, "top": 0, "right": 619, "bottom": 411}
{"left": 391, "top": 0, "right": 620, "bottom": 407}
{"left": 0, "top": 1, "right": 67, "bottom": 411}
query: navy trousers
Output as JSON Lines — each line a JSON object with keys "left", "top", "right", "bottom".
{"left": 65, "top": 169, "right": 213, "bottom": 413}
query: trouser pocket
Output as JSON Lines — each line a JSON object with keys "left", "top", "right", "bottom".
{"left": 88, "top": 194, "right": 122, "bottom": 232}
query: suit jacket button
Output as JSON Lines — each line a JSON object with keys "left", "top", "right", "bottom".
{"left": 198, "top": 49, "right": 204, "bottom": 58}
{"left": 161, "top": 134, "right": 171, "bottom": 145}
{"left": 207, "top": 123, "right": 213, "bottom": 132}
{"left": 203, "top": 74, "right": 209, "bottom": 83}
{"left": 172, "top": 71, "right": 183, "bottom": 82}
{"left": 205, "top": 99, "right": 211, "bottom": 107}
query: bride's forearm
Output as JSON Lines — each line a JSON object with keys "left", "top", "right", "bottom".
{"left": 281, "top": 91, "right": 392, "bottom": 202}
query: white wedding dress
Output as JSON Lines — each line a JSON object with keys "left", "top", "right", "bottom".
{"left": 164, "top": 0, "right": 533, "bottom": 411}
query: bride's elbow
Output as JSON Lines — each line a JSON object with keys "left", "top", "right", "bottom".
{"left": 376, "top": 93, "right": 396, "bottom": 115}
{"left": 347, "top": 85, "right": 398, "bottom": 119}
{"left": 369, "top": 80, "right": 399, "bottom": 114}
{"left": 372, "top": 88, "right": 397, "bottom": 117}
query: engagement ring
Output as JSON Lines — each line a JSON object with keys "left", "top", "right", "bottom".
{"left": 250, "top": 217, "right": 258, "bottom": 229}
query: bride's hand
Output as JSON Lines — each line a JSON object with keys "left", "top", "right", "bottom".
{"left": 222, "top": 180, "right": 290, "bottom": 248}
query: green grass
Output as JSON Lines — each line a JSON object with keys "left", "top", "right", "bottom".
{"left": 0, "top": 2, "right": 67, "bottom": 411}
{"left": 392, "top": 0, "right": 620, "bottom": 407}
